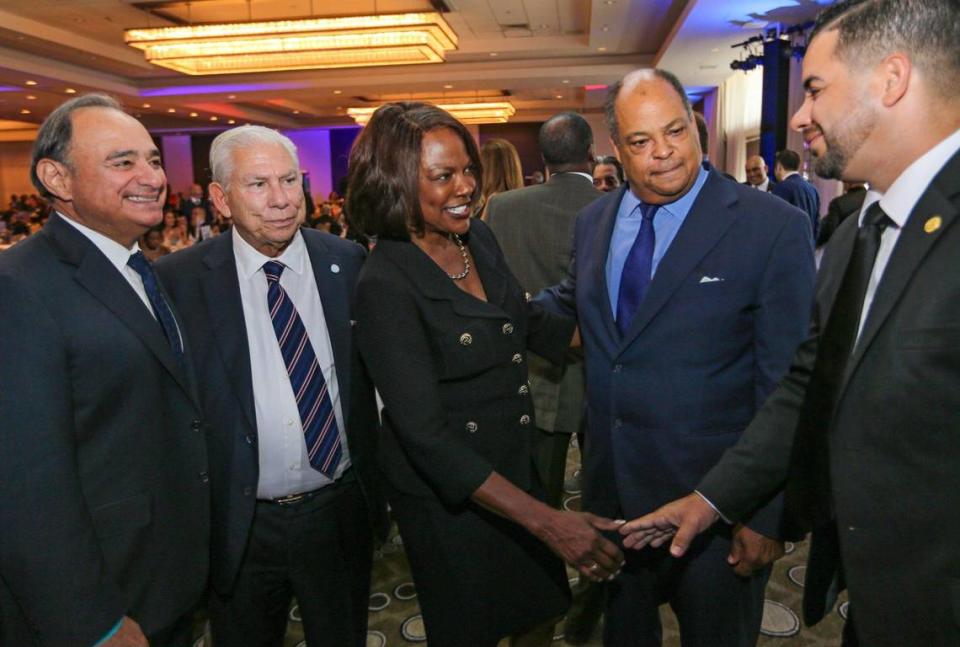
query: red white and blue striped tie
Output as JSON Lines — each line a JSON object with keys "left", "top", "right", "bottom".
{"left": 263, "top": 260, "right": 341, "bottom": 477}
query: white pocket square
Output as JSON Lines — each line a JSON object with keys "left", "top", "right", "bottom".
{"left": 699, "top": 276, "right": 724, "bottom": 284}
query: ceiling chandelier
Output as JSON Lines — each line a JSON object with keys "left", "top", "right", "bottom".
{"left": 124, "top": 12, "right": 458, "bottom": 75}
{"left": 348, "top": 101, "right": 517, "bottom": 125}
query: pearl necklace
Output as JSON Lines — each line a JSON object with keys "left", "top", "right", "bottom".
{"left": 447, "top": 234, "right": 471, "bottom": 280}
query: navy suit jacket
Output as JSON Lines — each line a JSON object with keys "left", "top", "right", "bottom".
{"left": 156, "top": 229, "right": 387, "bottom": 594}
{"left": 772, "top": 174, "right": 821, "bottom": 240}
{"left": 537, "top": 169, "right": 815, "bottom": 540}
{"left": 0, "top": 214, "right": 209, "bottom": 646}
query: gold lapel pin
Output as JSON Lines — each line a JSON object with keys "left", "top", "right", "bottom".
{"left": 924, "top": 215, "right": 942, "bottom": 234}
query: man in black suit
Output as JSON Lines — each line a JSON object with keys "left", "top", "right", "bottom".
{"left": 0, "top": 94, "right": 209, "bottom": 647}
{"left": 156, "top": 125, "right": 386, "bottom": 647}
{"left": 817, "top": 183, "right": 866, "bottom": 248}
{"left": 487, "top": 112, "right": 602, "bottom": 509}
{"left": 772, "top": 149, "right": 821, "bottom": 238}
{"left": 180, "top": 182, "right": 209, "bottom": 220}
{"left": 620, "top": 1, "right": 960, "bottom": 645}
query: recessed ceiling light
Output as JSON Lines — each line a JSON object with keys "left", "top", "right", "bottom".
{"left": 227, "top": 119, "right": 236, "bottom": 124}
{"left": 562, "top": 79, "right": 570, "bottom": 84}
{"left": 142, "top": 103, "right": 151, "bottom": 108}
{"left": 604, "top": 0, "right": 616, "bottom": 5}
{"left": 65, "top": 88, "right": 77, "bottom": 94}
{"left": 26, "top": 95, "right": 36, "bottom": 100}
{"left": 293, "top": 110, "right": 300, "bottom": 114}
{"left": 167, "top": 108, "right": 176, "bottom": 113}
{"left": 555, "top": 95, "right": 563, "bottom": 99}
{"left": 443, "top": 84, "right": 453, "bottom": 89}
{"left": 189, "top": 112, "right": 198, "bottom": 117}
{"left": 597, "top": 47, "right": 607, "bottom": 52}
{"left": 489, "top": 52, "right": 498, "bottom": 57}
{"left": 227, "top": 94, "right": 236, "bottom": 99}
{"left": 25, "top": 80, "right": 37, "bottom": 86}
{"left": 20, "top": 109, "right": 31, "bottom": 114}
{"left": 333, "top": 89, "right": 342, "bottom": 95}
{"left": 210, "top": 116, "right": 218, "bottom": 121}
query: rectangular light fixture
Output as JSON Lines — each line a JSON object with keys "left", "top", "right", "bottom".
{"left": 347, "top": 101, "right": 517, "bottom": 125}
{"left": 124, "top": 12, "right": 458, "bottom": 75}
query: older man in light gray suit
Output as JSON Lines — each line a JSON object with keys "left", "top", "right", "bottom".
{"left": 487, "top": 112, "right": 603, "bottom": 508}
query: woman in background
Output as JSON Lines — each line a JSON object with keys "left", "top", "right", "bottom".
{"left": 346, "top": 103, "right": 622, "bottom": 647}
{"left": 478, "top": 137, "right": 524, "bottom": 220}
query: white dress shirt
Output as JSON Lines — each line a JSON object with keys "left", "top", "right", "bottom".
{"left": 232, "top": 227, "right": 350, "bottom": 498}
{"left": 754, "top": 178, "right": 771, "bottom": 192}
{"left": 855, "top": 127, "right": 960, "bottom": 342}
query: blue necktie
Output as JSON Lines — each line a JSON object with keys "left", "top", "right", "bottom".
{"left": 616, "top": 203, "right": 659, "bottom": 335}
{"left": 127, "top": 251, "right": 184, "bottom": 359}
{"left": 263, "top": 261, "right": 342, "bottom": 477}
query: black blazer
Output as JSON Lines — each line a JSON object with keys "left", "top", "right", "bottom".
{"left": 698, "top": 149, "right": 960, "bottom": 646}
{"left": 156, "top": 229, "right": 387, "bottom": 595}
{"left": 354, "top": 220, "right": 575, "bottom": 507}
{"left": 0, "top": 214, "right": 210, "bottom": 646}
{"left": 816, "top": 187, "right": 866, "bottom": 247}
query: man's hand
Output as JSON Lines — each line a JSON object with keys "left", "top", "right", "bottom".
{"left": 101, "top": 616, "right": 148, "bottom": 647}
{"left": 618, "top": 493, "right": 720, "bottom": 557}
{"left": 537, "top": 510, "right": 625, "bottom": 582}
{"left": 728, "top": 524, "right": 784, "bottom": 577}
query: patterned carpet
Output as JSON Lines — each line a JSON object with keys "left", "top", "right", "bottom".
{"left": 192, "top": 442, "right": 848, "bottom": 647}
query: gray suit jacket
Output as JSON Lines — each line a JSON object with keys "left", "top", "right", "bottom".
{"left": 487, "top": 172, "right": 603, "bottom": 432}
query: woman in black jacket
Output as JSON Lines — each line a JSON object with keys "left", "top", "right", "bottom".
{"left": 347, "top": 103, "right": 623, "bottom": 646}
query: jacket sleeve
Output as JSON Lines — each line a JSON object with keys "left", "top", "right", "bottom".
{"left": 355, "top": 270, "right": 494, "bottom": 507}
{"left": 0, "top": 276, "right": 126, "bottom": 647}
{"left": 739, "top": 207, "right": 816, "bottom": 539}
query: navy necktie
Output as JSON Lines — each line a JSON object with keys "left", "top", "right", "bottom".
{"left": 786, "top": 202, "right": 893, "bottom": 530}
{"left": 127, "top": 251, "right": 184, "bottom": 359}
{"left": 616, "top": 203, "right": 659, "bottom": 335}
{"left": 263, "top": 260, "right": 342, "bottom": 477}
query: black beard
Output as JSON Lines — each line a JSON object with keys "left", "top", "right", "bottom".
{"left": 812, "top": 145, "right": 846, "bottom": 180}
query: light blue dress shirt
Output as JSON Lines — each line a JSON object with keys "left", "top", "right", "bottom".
{"left": 605, "top": 165, "right": 710, "bottom": 313}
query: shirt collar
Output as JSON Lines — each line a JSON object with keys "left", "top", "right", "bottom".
{"left": 558, "top": 171, "right": 595, "bottom": 183}
{"left": 58, "top": 211, "right": 140, "bottom": 272}
{"left": 621, "top": 164, "right": 709, "bottom": 220}
{"left": 861, "top": 127, "right": 960, "bottom": 229}
{"left": 232, "top": 226, "right": 307, "bottom": 281}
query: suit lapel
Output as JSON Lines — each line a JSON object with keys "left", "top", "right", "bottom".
{"left": 304, "top": 232, "right": 354, "bottom": 418}
{"left": 590, "top": 187, "right": 624, "bottom": 342}
{"left": 844, "top": 153, "right": 960, "bottom": 384}
{"left": 201, "top": 234, "right": 257, "bottom": 432}
{"left": 45, "top": 215, "right": 195, "bottom": 399}
{"left": 619, "top": 172, "right": 739, "bottom": 350}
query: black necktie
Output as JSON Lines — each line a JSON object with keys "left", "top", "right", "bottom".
{"left": 786, "top": 202, "right": 893, "bottom": 530}
{"left": 127, "top": 251, "right": 184, "bottom": 359}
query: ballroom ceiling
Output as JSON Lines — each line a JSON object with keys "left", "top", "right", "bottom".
{"left": 0, "top": 0, "right": 832, "bottom": 138}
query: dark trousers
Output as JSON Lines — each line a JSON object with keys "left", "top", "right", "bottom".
{"left": 604, "top": 539, "right": 769, "bottom": 647}
{"left": 533, "top": 427, "right": 572, "bottom": 509}
{"left": 209, "top": 475, "right": 373, "bottom": 647}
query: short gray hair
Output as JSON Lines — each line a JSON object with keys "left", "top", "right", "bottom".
{"left": 604, "top": 69, "right": 693, "bottom": 144}
{"left": 30, "top": 93, "right": 123, "bottom": 198}
{"left": 210, "top": 125, "right": 299, "bottom": 187}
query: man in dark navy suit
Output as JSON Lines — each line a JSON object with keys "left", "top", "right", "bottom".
{"left": 772, "top": 149, "right": 821, "bottom": 238}
{"left": 537, "top": 69, "right": 815, "bottom": 646}
{"left": 157, "top": 126, "right": 386, "bottom": 647}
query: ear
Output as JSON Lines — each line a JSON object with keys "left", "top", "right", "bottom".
{"left": 879, "top": 52, "right": 911, "bottom": 107}
{"left": 35, "top": 159, "right": 73, "bottom": 201}
{"left": 208, "top": 182, "right": 232, "bottom": 220}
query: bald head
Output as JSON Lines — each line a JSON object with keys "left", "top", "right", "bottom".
{"left": 604, "top": 69, "right": 693, "bottom": 145}
{"left": 744, "top": 155, "right": 769, "bottom": 186}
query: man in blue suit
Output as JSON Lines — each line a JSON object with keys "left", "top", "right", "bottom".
{"left": 772, "top": 149, "right": 821, "bottom": 239}
{"left": 537, "top": 69, "right": 816, "bottom": 646}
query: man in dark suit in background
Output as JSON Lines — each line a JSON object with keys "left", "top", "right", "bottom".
{"left": 772, "top": 149, "right": 821, "bottom": 238}
{"left": 0, "top": 94, "right": 209, "bottom": 647}
{"left": 817, "top": 183, "right": 866, "bottom": 248}
{"left": 744, "top": 155, "right": 775, "bottom": 192}
{"left": 537, "top": 69, "right": 816, "bottom": 646}
{"left": 487, "top": 111, "right": 602, "bottom": 509}
{"left": 180, "top": 182, "right": 209, "bottom": 220}
{"left": 157, "top": 125, "right": 386, "bottom": 647}
{"left": 621, "top": 1, "right": 960, "bottom": 645}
